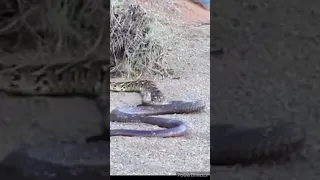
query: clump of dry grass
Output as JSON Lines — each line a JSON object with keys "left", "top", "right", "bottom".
{"left": 0, "top": 0, "right": 108, "bottom": 59}
{"left": 0, "top": 0, "right": 169, "bottom": 77}
{"left": 110, "top": 0, "right": 169, "bottom": 77}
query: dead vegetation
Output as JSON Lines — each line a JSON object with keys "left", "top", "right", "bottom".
{"left": 0, "top": 0, "right": 169, "bottom": 77}
{"left": 0, "top": 0, "right": 108, "bottom": 58}
{"left": 110, "top": 0, "right": 169, "bottom": 77}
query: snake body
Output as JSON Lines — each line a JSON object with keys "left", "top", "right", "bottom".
{"left": 0, "top": 59, "right": 306, "bottom": 179}
{"left": 210, "top": 122, "right": 306, "bottom": 165}
{"left": 109, "top": 80, "right": 205, "bottom": 137}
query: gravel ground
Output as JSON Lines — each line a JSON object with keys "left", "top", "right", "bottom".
{"left": 110, "top": 24, "right": 210, "bottom": 175}
{"left": 109, "top": 0, "right": 210, "bottom": 175}
{"left": 211, "top": 0, "right": 320, "bottom": 179}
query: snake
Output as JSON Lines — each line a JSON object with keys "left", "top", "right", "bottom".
{"left": 0, "top": 59, "right": 306, "bottom": 179}
{"left": 108, "top": 80, "right": 206, "bottom": 137}
{"left": 210, "top": 122, "right": 306, "bottom": 165}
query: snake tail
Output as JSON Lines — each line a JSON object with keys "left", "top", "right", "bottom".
{"left": 210, "top": 122, "right": 306, "bottom": 165}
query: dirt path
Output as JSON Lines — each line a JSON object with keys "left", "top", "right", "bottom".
{"left": 110, "top": 0, "right": 210, "bottom": 175}
{"left": 0, "top": 0, "right": 210, "bottom": 176}
{"left": 212, "top": 0, "right": 320, "bottom": 179}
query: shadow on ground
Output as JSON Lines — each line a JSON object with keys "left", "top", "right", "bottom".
{"left": 211, "top": 0, "right": 320, "bottom": 179}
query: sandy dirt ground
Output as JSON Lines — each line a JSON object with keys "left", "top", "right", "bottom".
{"left": 110, "top": 0, "right": 210, "bottom": 175}
{"left": 0, "top": 0, "right": 210, "bottom": 176}
{"left": 212, "top": 0, "right": 320, "bottom": 179}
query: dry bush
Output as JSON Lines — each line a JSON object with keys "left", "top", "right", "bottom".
{"left": 0, "top": 0, "right": 109, "bottom": 59}
{"left": 110, "top": 0, "right": 170, "bottom": 77}
{"left": 0, "top": 0, "right": 169, "bottom": 77}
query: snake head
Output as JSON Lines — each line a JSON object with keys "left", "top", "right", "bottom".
{"left": 140, "top": 88, "right": 169, "bottom": 105}
{"left": 110, "top": 82, "right": 125, "bottom": 92}
{"left": 140, "top": 90, "right": 152, "bottom": 104}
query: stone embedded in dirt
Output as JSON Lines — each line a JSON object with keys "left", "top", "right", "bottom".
{"left": 191, "top": 0, "right": 210, "bottom": 10}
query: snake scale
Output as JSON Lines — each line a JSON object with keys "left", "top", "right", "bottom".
{"left": 0, "top": 59, "right": 306, "bottom": 179}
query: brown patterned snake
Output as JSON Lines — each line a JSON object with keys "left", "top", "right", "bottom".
{"left": 0, "top": 59, "right": 204, "bottom": 138}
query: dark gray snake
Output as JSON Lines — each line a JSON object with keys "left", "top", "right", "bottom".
{"left": 0, "top": 60, "right": 306, "bottom": 178}
{"left": 0, "top": 122, "right": 306, "bottom": 179}
{"left": 210, "top": 122, "right": 306, "bottom": 165}
{"left": 106, "top": 79, "right": 207, "bottom": 137}
{"left": 110, "top": 100, "right": 206, "bottom": 137}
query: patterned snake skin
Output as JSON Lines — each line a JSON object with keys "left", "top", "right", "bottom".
{"left": 0, "top": 59, "right": 206, "bottom": 138}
